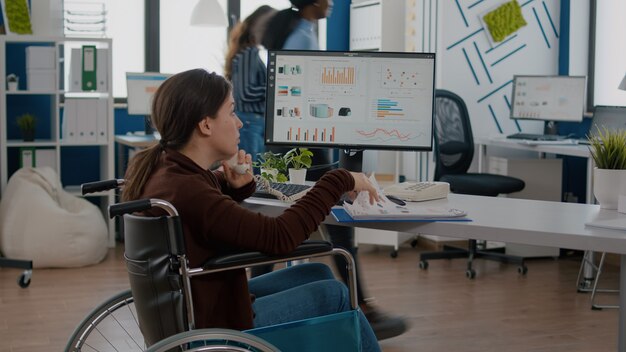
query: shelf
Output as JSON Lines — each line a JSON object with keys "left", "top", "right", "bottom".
{"left": 1, "top": 35, "right": 115, "bottom": 247}
{"left": 6, "top": 90, "right": 62, "bottom": 95}
{"left": 60, "top": 141, "right": 109, "bottom": 147}
{"left": 6, "top": 139, "right": 57, "bottom": 147}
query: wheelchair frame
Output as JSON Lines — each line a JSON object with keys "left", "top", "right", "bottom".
{"left": 66, "top": 179, "right": 359, "bottom": 351}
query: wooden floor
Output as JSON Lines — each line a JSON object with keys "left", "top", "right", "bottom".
{"left": 0, "top": 241, "right": 620, "bottom": 351}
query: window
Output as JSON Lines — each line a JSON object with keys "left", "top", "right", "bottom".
{"left": 592, "top": 0, "right": 626, "bottom": 107}
{"left": 159, "top": 0, "right": 228, "bottom": 75}
{"left": 64, "top": 0, "right": 145, "bottom": 98}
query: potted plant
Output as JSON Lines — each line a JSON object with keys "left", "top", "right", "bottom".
{"left": 16, "top": 113, "right": 36, "bottom": 141}
{"left": 253, "top": 151, "right": 288, "bottom": 183}
{"left": 283, "top": 148, "right": 313, "bottom": 185}
{"left": 6, "top": 74, "right": 18, "bottom": 91}
{"left": 588, "top": 126, "right": 626, "bottom": 209}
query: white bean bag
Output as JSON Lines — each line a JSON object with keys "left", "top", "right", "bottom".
{"left": 0, "top": 167, "right": 108, "bottom": 268}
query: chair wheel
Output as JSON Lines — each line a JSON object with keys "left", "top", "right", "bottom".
{"left": 466, "top": 269, "right": 476, "bottom": 279}
{"left": 518, "top": 266, "right": 528, "bottom": 275}
{"left": 390, "top": 250, "right": 398, "bottom": 258}
{"left": 410, "top": 239, "right": 418, "bottom": 248}
{"left": 419, "top": 260, "right": 429, "bottom": 270}
{"left": 18, "top": 271, "right": 31, "bottom": 288}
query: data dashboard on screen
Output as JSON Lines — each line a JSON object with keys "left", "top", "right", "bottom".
{"left": 265, "top": 51, "right": 436, "bottom": 151}
{"left": 510, "top": 75, "right": 586, "bottom": 122}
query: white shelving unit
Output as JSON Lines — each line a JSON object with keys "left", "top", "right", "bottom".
{"left": 0, "top": 36, "right": 115, "bottom": 246}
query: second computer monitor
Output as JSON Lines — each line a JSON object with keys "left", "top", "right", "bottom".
{"left": 510, "top": 75, "right": 586, "bottom": 122}
{"left": 265, "top": 50, "right": 436, "bottom": 152}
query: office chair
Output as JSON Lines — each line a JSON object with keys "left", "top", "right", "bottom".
{"left": 418, "top": 89, "right": 527, "bottom": 279}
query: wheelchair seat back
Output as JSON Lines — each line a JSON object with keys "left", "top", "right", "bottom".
{"left": 123, "top": 213, "right": 187, "bottom": 347}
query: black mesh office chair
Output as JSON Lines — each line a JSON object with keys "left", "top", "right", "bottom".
{"left": 418, "top": 89, "right": 527, "bottom": 279}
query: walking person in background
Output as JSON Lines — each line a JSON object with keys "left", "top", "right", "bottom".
{"left": 224, "top": 5, "right": 277, "bottom": 162}
{"left": 252, "top": 0, "right": 409, "bottom": 341}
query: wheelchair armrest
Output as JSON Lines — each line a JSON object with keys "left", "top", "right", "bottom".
{"left": 202, "top": 240, "right": 333, "bottom": 270}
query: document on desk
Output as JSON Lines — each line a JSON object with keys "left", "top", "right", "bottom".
{"left": 332, "top": 191, "right": 469, "bottom": 222}
{"left": 516, "top": 139, "right": 579, "bottom": 146}
{"left": 585, "top": 217, "right": 626, "bottom": 231}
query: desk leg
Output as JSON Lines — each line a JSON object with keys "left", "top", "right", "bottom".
{"left": 587, "top": 158, "right": 594, "bottom": 205}
{"left": 477, "top": 144, "right": 485, "bottom": 173}
{"left": 617, "top": 254, "right": 626, "bottom": 352}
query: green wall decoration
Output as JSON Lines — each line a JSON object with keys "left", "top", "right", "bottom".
{"left": 483, "top": 0, "right": 526, "bottom": 43}
{"left": 4, "top": 0, "right": 32, "bottom": 35}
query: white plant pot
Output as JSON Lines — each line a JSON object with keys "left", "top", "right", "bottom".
{"left": 288, "top": 168, "right": 307, "bottom": 185}
{"left": 7, "top": 81, "right": 18, "bottom": 91}
{"left": 593, "top": 167, "right": 626, "bottom": 209}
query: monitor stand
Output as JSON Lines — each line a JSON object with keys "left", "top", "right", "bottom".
{"left": 544, "top": 120, "right": 558, "bottom": 136}
{"left": 339, "top": 149, "right": 364, "bottom": 173}
{"left": 144, "top": 115, "right": 154, "bottom": 135}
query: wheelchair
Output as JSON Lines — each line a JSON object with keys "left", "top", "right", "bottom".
{"left": 65, "top": 179, "right": 360, "bottom": 352}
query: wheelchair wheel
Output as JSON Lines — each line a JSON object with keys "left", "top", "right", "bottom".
{"left": 146, "top": 329, "right": 279, "bottom": 352}
{"left": 65, "top": 289, "right": 144, "bottom": 351}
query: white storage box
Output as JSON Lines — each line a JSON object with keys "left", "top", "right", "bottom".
{"left": 26, "top": 46, "right": 56, "bottom": 69}
{"left": 27, "top": 69, "right": 56, "bottom": 91}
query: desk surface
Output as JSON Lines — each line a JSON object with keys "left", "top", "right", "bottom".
{"left": 115, "top": 133, "right": 160, "bottom": 148}
{"left": 245, "top": 194, "right": 626, "bottom": 255}
{"left": 475, "top": 135, "right": 591, "bottom": 158}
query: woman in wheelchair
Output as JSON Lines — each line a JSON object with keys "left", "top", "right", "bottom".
{"left": 122, "top": 69, "right": 381, "bottom": 351}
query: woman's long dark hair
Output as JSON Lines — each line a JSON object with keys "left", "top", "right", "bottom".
{"left": 261, "top": 7, "right": 301, "bottom": 50}
{"left": 122, "top": 69, "right": 231, "bottom": 201}
{"left": 224, "top": 5, "right": 276, "bottom": 79}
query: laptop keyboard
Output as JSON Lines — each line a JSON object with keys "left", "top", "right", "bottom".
{"left": 506, "top": 133, "right": 566, "bottom": 141}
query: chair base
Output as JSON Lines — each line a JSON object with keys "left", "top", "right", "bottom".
{"left": 418, "top": 240, "right": 527, "bottom": 279}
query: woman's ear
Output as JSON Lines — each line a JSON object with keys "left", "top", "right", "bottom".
{"left": 198, "top": 117, "right": 212, "bottom": 136}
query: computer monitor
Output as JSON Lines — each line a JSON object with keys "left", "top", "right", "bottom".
{"left": 510, "top": 75, "right": 586, "bottom": 123}
{"left": 265, "top": 50, "right": 436, "bottom": 170}
{"left": 126, "top": 72, "right": 171, "bottom": 134}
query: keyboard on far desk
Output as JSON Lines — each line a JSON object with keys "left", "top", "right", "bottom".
{"left": 506, "top": 133, "right": 566, "bottom": 141}
{"left": 253, "top": 182, "right": 311, "bottom": 200}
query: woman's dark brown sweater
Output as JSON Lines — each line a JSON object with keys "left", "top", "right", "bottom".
{"left": 139, "top": 149, "right": 354, "bottom": 330}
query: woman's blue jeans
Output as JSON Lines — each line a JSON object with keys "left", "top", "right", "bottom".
{"left": 236, "top": 111, "right": 265, "bottom": 162}
{"left": 249, "top": 263, "right": 381, "bottom": 352}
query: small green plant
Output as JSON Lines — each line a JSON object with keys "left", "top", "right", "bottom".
{"left": 15, "top": 113, "right": 36, "bottom": 141}
{"left": 253, "top": 151, "right": 288, "bottom": 182}
{"left": 588, "top": 126, "right": 626, "bottom": 169}
{"left": 283, "top": 148, "right": 313, "bottom": 170}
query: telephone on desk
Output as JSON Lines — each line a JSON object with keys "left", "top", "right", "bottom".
{"left": 383, "top": 181, "right": 450, "bottom": 202}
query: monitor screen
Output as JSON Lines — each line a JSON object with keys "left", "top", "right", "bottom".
{"left": 126, "top": 72, "right": 171, "bottom": 115}
{"left": 265, "top": 50, "right": 436, "bottom": 151}
{"left": 510, "top": 75, "right": 586, "bottom": 122}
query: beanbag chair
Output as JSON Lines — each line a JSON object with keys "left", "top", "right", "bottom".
{"left": 0, "top": 167, "right": 107, "bottom": 268}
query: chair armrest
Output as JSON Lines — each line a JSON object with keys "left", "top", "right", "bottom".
{"left": 202, "top": 240, "right": 333, "bottom": 270}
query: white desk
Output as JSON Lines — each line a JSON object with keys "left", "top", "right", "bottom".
{"left": 475, "top": 136, "right": 593, "bottom": 204}
{"left": 114, "top": 133, "right": 159, "bottom": 177}
{"left": 244, "top": 194, "right": 626, "bottom": 351}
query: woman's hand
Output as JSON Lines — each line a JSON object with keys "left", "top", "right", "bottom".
{"left": 222, "top": 150, "right": 253, "bottom": 188}
{"left": 349, "top": 172, "right": 380, "bottom": 205}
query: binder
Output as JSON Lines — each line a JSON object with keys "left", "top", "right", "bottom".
{"left": 76, "top": 99, "right": 98, "bottom": 142}
{"left": 96, "top": 98, "right": 108, "bottom": 143}
{"left": 63, "top": 98, "right": 78, "bottom": 142}
{"left": 82, "top": 45, "right": 97, "bottom": 91}
{"left": 96, "top": 48, "right": 108, "bottom": 92}
{"left": 19, "top": 148, "right": 36, "bottom": 168}
{"left": 69, "top": 48, "right": 82, "bottom": 92}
